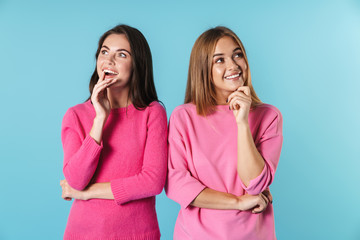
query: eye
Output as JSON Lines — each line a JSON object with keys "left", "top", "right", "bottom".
{"left": 101, "top": 49, "right": 108, "bottom": 55}
{"left": 234, "top": 52, "right": 244, "bottom": 58}
{"left": 215, "top": 57, "right": 224, "bottom": 63}
{"left": 118, "top": 52, "right": 127, "bottom": 58}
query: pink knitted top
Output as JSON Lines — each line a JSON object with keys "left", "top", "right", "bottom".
{"left": 166, "top": 103, "right": 283, "bottom": 240}
{"left": 61, "top": 100, "right": 167, "bottom": 240}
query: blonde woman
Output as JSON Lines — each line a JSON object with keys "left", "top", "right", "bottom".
{"left": 166, "top": 26, "right": 283, "bottom": 239}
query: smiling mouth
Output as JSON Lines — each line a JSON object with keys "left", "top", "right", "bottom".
{"left": 224, "top": 72, "right": 242, "bottom": 80}
{"left": 103, "top": 69, "right": 119, "bottom": 77}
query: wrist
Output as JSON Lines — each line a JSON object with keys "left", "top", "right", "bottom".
{"left": 94, "top": 115, "right": 107, "bottom": 124}
{"left": 235, "top": 195, "right": 244, "bottom": 210}
{"left": 236, "top": 121, "right": 249, "bottom": 129}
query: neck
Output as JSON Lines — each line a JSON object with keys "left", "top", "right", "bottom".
{"left": 215, "top": 90, "right": 231, "bottom": 105}
{"left": 107, "top": 86, "right": 132, "bottom": 108}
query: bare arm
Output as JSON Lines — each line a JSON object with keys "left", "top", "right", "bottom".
{"left": 228, "top": 87, "right": 265, "bottom": 186}
{"left": 89, "top": 71, "right": 117, "bottom": 144}
{"left": 60, "top": 180, "right": 114, "bottom": 200}
{"left": 190, "top": 187, "right": 272, "bottom": 213}
{"left": 236, "top": 124, "right": 265, "bottom": 186}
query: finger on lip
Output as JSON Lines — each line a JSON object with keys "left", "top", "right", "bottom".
{"left": 98, "top": 70, "right": 105, "bottom": 81}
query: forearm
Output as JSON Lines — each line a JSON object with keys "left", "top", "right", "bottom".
{"left": 190, "top": 188, "right": 241, "bottom": 210}
{"left": 62, "top": 134, "right": 103, "bottom": 190}
{"left": 89, "top": 116, "right": 107, "bottom": 145}
{"left": 237, "top": 123, "right": 265, "bottom": 187}
{"left": 84, "top": 182, "right": 114, "bottom": 200}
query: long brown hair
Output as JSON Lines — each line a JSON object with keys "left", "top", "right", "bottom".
{"left": 88, "top": 24, "right": 158, "bottom": 109}
{"left": 185, "top": 26, "right": 261, "bottom": 116}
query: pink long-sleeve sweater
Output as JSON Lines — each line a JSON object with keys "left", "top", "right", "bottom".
{"left": 61, "top": 100, "right": 167, "bottom": 240}
{"left": 166, "top": 103, "right": 283, "bottom": 240}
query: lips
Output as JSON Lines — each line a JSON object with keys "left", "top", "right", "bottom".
{"left": 103, "top": 68, "right": 119, "bottom": 77}
{"left": 224, "top": 72, "right": 242, "bottom": 80}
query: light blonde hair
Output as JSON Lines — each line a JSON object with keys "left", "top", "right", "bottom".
{"left": 185, "top": 26, "right": 261, "bottom": 116}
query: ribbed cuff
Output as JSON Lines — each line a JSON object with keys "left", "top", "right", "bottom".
{"left": 111, "top": 179, "right": 131, "bottom": 205}
{"left": 82, "top": 134, "right": 103, "bottom": 156}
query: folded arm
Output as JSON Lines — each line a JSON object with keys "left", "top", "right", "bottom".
{"left": 61, "top": 109, "right": 103, "bottom": 190}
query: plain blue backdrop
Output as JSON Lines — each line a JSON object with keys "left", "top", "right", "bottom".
{"left": 1, "top": 0, "right": 359, "bottom": 239}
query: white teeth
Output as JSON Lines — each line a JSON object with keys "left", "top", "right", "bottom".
{"left": 103, "top": 69, "right": 118, "bottom": 74}
{"left": 225, "top": 73, "right": 241, "bottom": 79}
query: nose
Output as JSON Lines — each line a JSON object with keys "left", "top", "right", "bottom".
{"left": 104, "top": 53, "right": 115, "bottom": 65}
{"left": 227, "top": 58, "right": 239, "bottom": 70}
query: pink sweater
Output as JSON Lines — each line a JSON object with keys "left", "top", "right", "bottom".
{"left": 166, "top": 103, "right": 283, "bottom": 240}
{"left": 61, "top": 100, "right": 167, "bottom": 240}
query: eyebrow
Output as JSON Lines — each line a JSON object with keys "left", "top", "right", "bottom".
{"left": 213, "top": 47, "right": 242, "bottom": 57}
{"left": 101, "top": 45, "right": 132, "bottom": 55}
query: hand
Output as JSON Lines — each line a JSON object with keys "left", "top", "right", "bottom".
{"left": 261, "top": 189, "right": 273, "bottom": 204}
{"left": 227, "top": 86, "right": 252, "bottom": 125}
{"left": 238, "top": 192, "right": 270, "bottom": 213}
{"left": 90, "top": 71, "right": 117, "bottom": 119}
{"left": 60, "top": 179, "right": 87, "bottom": 201}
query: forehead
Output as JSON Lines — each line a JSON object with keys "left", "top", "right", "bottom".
{"left": 214, "top": 36, "right": 240, "bottom": 53}
{"left": 102, "top": 34, "right": 131, "bottom": 51}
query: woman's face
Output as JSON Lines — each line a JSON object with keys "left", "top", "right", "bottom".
{"left": 211, "top": 36, "right": 247, "bottom": 102}
{"left": 96, "top": 34, "right": 133, "bottom": 88}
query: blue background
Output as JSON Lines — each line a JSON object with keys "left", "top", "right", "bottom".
{"left": 1, "top": 0, "right": 359, "bottom": 239}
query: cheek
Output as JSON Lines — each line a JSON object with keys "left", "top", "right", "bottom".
{"left": 239, "top": 59, "right": 247, "bottom": 70}
{"left": 118, "top": 61, "right": 132, "bottom": 72}
{"left": 212, "top": 66, "right": 224, "bottom": 79}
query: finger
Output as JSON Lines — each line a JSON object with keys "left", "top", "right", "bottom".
{"left": 105, "top": 78, "right": 118, "bottom": 88}
{"left": 236, "top": 86, "right": 251, "bottom": 96}
{"left": 92, "top": 79, "right": 113, "bottom": 99}
{"left": 262, "top": 189, "right": 273, "bottom": 203}
{"left": 94, "top": 78, "right": 113, "bottom": 90}
{"left": 252, "top": 204, "right": 266, "bottom": 213}
{"left": 95, "top": 78, "right": 117, "bottom": 91}
{"left": 98, "top": 70, "right": 106, "bottom": 83}
{"left": 227, "top": 91, "right": 250, "bottom": 104}
{"left": 252, "top": 197, "right": 267, "bottom": 213}
{"left": 229, "top": 97, "right": 249, "bottom": 111}
{"left": 260, "top": 193, "right": 269, "bottom": 205}
{"left": 229, "top": 99, "right": 242, "bottom": 111}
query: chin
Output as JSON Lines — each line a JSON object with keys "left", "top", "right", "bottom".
{"left": 228, "top": 83, "right": 243, "bottom": 91}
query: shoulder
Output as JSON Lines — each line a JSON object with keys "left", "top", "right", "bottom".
{"left": 63, "top": 100, "right": 93, "bottom": 121}
{"left": 170, "top": 103, "right": 197, "bottom": 120}
{"left": 148, "top": 101, "right": 166, "bottom": 112}
{"left": 142, "top": 101, "right": 168, "bottom": 127}
{"left": 66, "top": 100, "right": 92, "bottom": 115}
{"left": 62, "top": 101, "right": 93, "bottom": 130}
{"left": 146, "top": 101, "right": 167, "bottom": 118}
{"left": 168, "top": 103, "right": 199, "bottom": 133}
{"left": 252, "top": 103, "right": 282, "bottom": 119}
{"left": 250, "top": 103, "right": 283, "bottom": 131}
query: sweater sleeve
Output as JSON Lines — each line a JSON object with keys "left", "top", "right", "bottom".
{"left": 165, "top": 112, "right": 207, "bottom": 209}
{"left": 240, "top": 109, "right": 283, "bottom": 195}
{"left": 61, "top": 108, "right": 103, "bottom": 190}
{"left": 110, "top": 104, "right": 168, "bottom": 205}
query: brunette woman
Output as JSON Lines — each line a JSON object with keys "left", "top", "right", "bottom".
{"left": 60, "top": 24, "right": 167, "bottom": 240}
